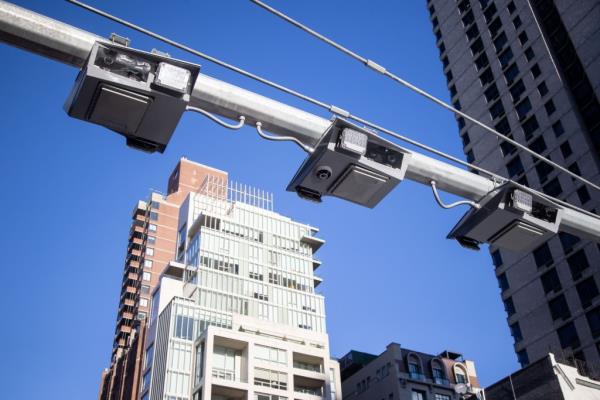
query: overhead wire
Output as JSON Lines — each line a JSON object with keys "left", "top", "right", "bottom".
{"left": 249, "top": 0, "right": 600, "bottom": 193}
{"left": 66, "top": 0, "right": 599, "bottom": 220}
{"left": 65, "top": 0, "right": 507, "bottom": 181}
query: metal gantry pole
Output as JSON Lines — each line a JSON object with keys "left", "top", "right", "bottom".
{"left": 0, "top": 0, "right": 599, "bottom": 241}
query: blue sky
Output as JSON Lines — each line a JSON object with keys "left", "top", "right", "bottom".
{"left": 0, "top": 1, "right": 519, "bottom": 398}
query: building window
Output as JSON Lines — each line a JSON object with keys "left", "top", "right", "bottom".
{"left": 498, "top": 272, "right": 509, "bottom": 291}
{"left": 508, "top": 1, "right": 516, "bottom": 13}
{"left": 567, "top": 249, "right": 590, "bottom": 280}
{"left": 470, "top": 37, "right": 484, "bottom": 55}
{"left": 146, "top": 247, "right": 154, "bottom": 257}
{"left": 148, "top": 224, "right": 157, "bottom": 232}
{"left": 552, "top": 120, "right": 565, "bottom": 137}
{"left": 255, "top": 344, "right": 287, "bottom": 365}
{"left": 466, "top": 24, "right": 480, "bottom": 41}
{"left": 462, "top": 9, "right": 475, "bottom": 27}
{"left": 147, "top": 235, "right": 156, "bottom": 245}
{"left": 543, "top": 177, "right": 562, "bottom": 197}
{"left": 531, "top": 63, "right": 541, "bottom": 78}
{"left": 541, "top": 268, "right": 562, "bottom": 294}
{"left": 518, "top": 31, "right": 529, "bottom": 45}
{"left": 504, "top": 63, "right": 519, "bottom": 85}
{"left": 494, "top": 32, "right": 508, "bottom": 52}
{"left": 458, "top": 0, "right": 471, "bottom": 13}
{"left": 142, "top": 370, "right": 151, "bottom": 392}
{"left": 432, "top": 361, "right": 447, "bottom": 385}
{"left": 499, "top": 48, "right": 514, "bottom": 68}
{"left": 141, "top": 285, "right": 150, "bottom": 294}
{"left": 538, "top": 81, "right": 548, "bottom": 96}
{"left": 529, "top": 136, "right": 547, "bottom": 154}
{"left": 488, "top": 17, "right": 502, "bottom": 37}
{"left": 149, "top": 211, "right": 159, "bottom": 221}
{"left": 142, "top": 272, "right": 151, "bottom": 281}
{"left": 490, "top": 100, "right": 505, "bottom": 119}
{"left": 577, "top": 186, "right": 591, "bottom": 205}
{"left": 577, "top": 277, "right": 599, "bottom": 308}
{"left": 483, "top": 2, "right": 497, "bottom": 22}
{"left": 545, "top": 99, "right": 556, "bottom": 116}
{"left": 517, "top": 349, "right": 529, "bottom": 367}
{"left": 174, "top": 314, "right": 194, "bottom": 340}
{"left": 560, "top": 141, "right": 573, "bottom": 159}
{"left": 475, "top": 53, "right": 490, "bottom": 71}
{"left": 435, "top": 395, "right": 451, "bottom": 400}
{"left": 491, "top": 249, "right": 503, "bottom": 267}
{"left": 140, "top": 298, "right": 149, "bottom": 308}
{"left": 408, "top": 354, "right": 424, "bottom": 380}
{"left": 515, "top": 98, "right": 532, "bottom": 120}
{"left": 568, "top": 162, "right": 581, "bottom": 177}
{"left": 513, "top": 16, "right": 522, "bottom": 29}
{"left": 510, "top": 79, "right": 526, "bottom": 101}
{"left": 559, "top": 232, "right": 580, "bottom": 253}
{"left": 144, "top": 259, "right": 153, "bottom": 268}
{"left": 484, "top": 84, "right": 499, "bottom": 103}
{"left": 548, "top": 294, "right": 570, "bottom": 321}
{"left": 504, "top": 297, "right": 516, "bottom": 316}
{"left": 412, "top": 390, "right": 426, "bottom": 400}
{"left": 480, "top": 67, "right": 494, "bottom": 86}
{"left": 522, "top": 116, "right": 540, "bottom": 140}
{"left": 510, "top": 322, "right": 523, "bottom": 342}
{"left": 536, "top": 161, "right": 553, "bottom": 184}
{"left": 454, "top": 366, "right": 468, "bottom": 384}
{"left": 254, "top": 368, "right": 287, "bottom": 390}
{"left": 533, "top": 242, "right": 553, "bottom": 268}
{"left": 586, "top": 306, "right": 600, "bottom": 338}
{"left": 506, "top": 156, "right": 524, "bottom": 178}
{"left": 557, "top": 322, "right": 580, "bottom": 349}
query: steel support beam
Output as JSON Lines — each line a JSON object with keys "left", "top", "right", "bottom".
{"left": 1, "top": 0, "right": 598, "bottom": 241}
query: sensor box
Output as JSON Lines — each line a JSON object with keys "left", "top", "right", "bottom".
{"left": 287, "top": 118, "right": 411, "bottom": 208}
{"left": 64, "top": 41, "right": 200, "bottom": 153}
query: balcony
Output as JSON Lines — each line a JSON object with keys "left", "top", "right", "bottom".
{"left": 312, "top": 258, "right": 322, "bottom": 271}
{"left": 313, "top": 275, "right": 323, "bottom": 288}
{"left": 300, "top": 234, "right": 325, "bottom": 253}
{"left": 131, "top": 200, "right": 147, "bottom": 219}
{"left": 212, "top": 367, "right": 236, "bottom": 381}
{"left": 294, "top": 375, "right": 325, "bottom": 398}
{"left": 293, "top": 353, "right": 325, "bottom": 375}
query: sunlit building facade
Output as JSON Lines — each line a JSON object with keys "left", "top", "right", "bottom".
{"left": 142, "top": 176, "right": 341, "bottom": 400}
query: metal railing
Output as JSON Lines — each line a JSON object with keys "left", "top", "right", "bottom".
{"left": 211, "top": 367, "right": 235, "bottom": 381}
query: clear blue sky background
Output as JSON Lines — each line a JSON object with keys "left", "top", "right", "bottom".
{"left": 0, "top": 1, "right": 520, "bottom": 398}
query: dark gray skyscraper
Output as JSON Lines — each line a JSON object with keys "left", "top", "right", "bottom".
{"left": 426, "top": 0, "right": 600, "bottom": 373}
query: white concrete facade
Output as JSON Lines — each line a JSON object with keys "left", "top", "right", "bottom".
{"left": 141, "top": 176, "right": 341, "bottom": 400}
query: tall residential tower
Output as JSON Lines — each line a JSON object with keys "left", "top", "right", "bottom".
{"left": 427, "top": 0, "right": 600, "bottom": 372}
{"left": 99, "top": 159, "right": 227, "bottom": 400}
{"left": 141, "top": 175, "right": 341, "bottom": 400}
